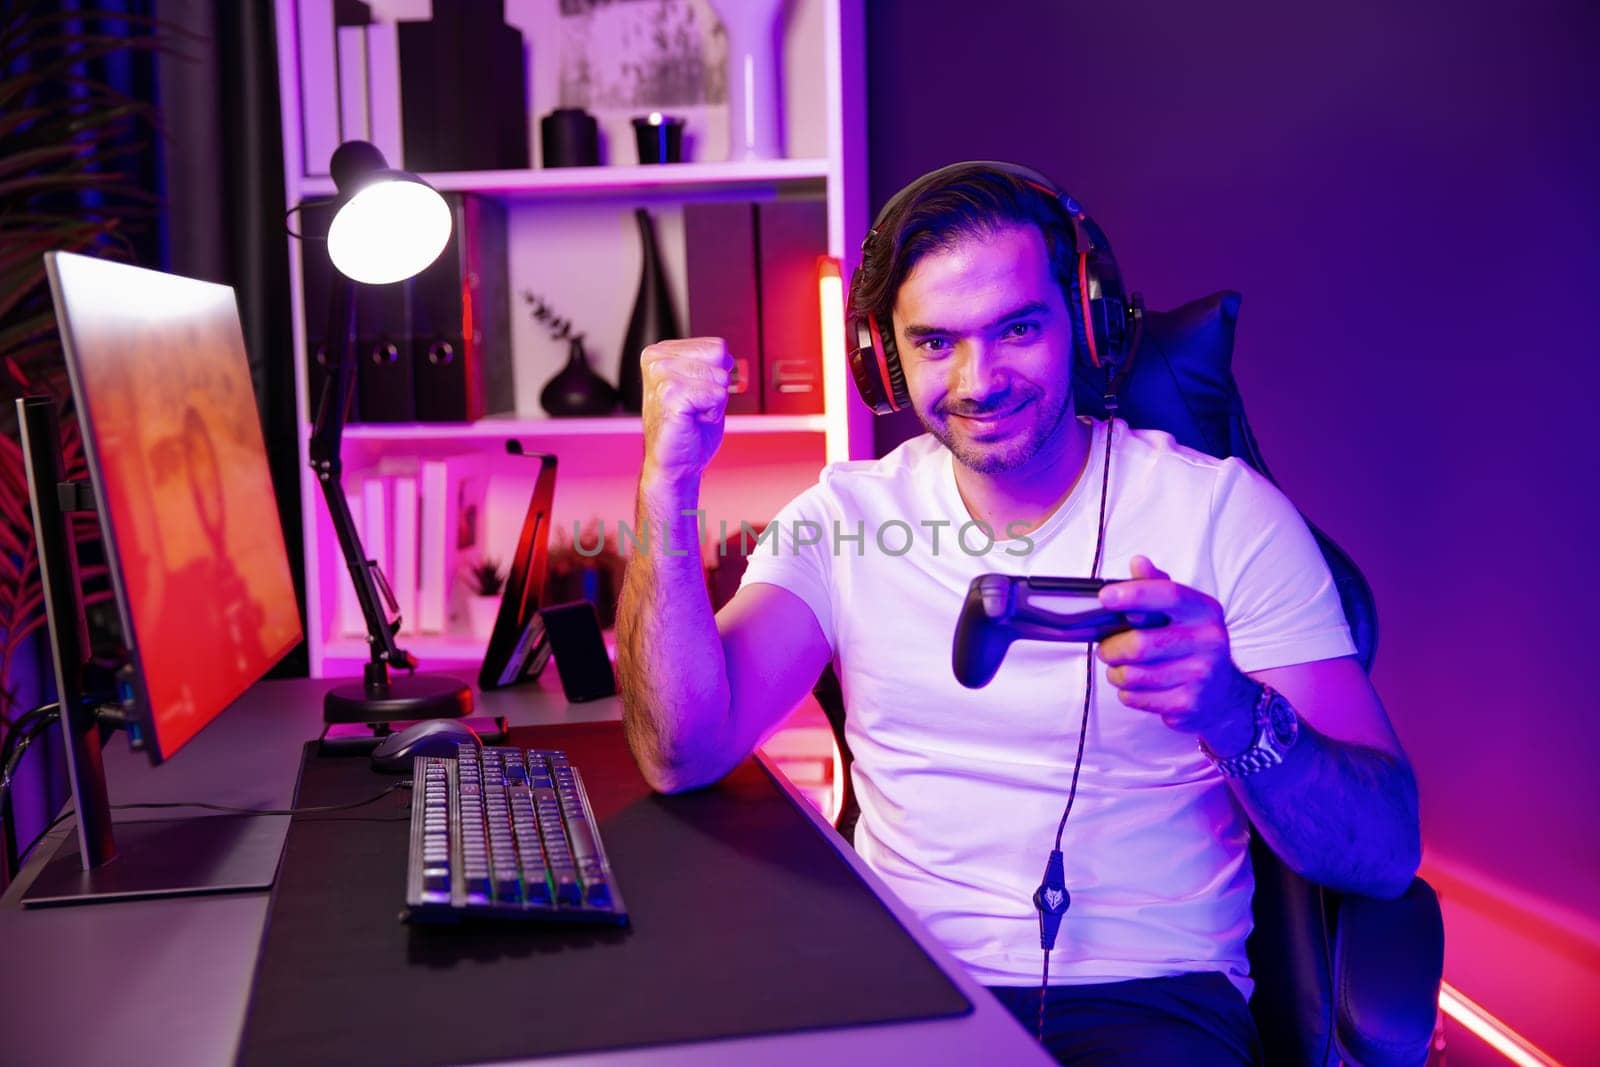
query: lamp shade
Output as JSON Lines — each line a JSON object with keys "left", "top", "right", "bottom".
{"left": 325, "top": 141, "right": 452, "bottom": 285}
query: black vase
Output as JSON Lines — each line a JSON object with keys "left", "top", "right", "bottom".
{"left": 617, "top": 208, "right": 681, "bottom": 413}
{"left": 539, "top": 337, "right": 617, "bottom": 417}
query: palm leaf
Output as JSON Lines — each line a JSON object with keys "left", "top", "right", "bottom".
{"left": 0, "top": 4, "right": 162, "bottom": 733}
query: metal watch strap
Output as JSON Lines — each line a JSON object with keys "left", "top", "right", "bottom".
{"left": 1200, "top": 683, "right": 1293, "bottom": 778}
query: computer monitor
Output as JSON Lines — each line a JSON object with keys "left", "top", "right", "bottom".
{"left": 18, "top": 252, "right": 302, "bottom": 906}
{"left": 479, "top": 445, "right": 557, "bottom": 690}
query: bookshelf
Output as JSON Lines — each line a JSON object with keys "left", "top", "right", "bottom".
{"left": 272, "top": 0, "right": 869, "bottom": 677}
{"left": 298, "top": 157, "right": 832, "bottom": 200}
{"left": 341, "top": 413, "right": 829, "bottom": 443}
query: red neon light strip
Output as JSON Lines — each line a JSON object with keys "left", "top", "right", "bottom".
{"left": 1439, "top": 981, "right": 1564, "bottom": 1066}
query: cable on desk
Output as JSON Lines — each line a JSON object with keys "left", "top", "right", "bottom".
{"left": 13, "top": 781, "right": 412, "bottom": 871}
{"left": 2, "top": 705, "right": 64, "bottom": 881}
{"left": 112, "top": 781, "right": 413, "bottom": 817}
{"left": 2, "top": 703, "right": 63, "bottom": 797}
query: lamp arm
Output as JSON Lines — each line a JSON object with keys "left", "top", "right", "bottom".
{"left": 308, "top": 272, "right": 356, "bottom": 469}
{"left": 308, "top": 273, "right": 415, "bottom": 674}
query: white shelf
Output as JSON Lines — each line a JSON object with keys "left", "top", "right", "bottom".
{"left": 338, "top": 413, "right": 826, "bottom": 442}
{"left": 300, "top": 158, "right": 831, "bottom": 202}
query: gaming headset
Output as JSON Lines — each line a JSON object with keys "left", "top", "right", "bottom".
{"left": 846, "top": 160, "right": 1137, "bottom": 416}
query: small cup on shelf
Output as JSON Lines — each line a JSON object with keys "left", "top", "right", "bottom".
{"left": 631, "top": 112, "right": 685, "bottom": 164}
{"left": 541, "top": 107, "right": 601, "bottom": 167}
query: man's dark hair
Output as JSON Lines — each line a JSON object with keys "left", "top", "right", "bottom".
{"left": 848, "top": 164, "right": 1082, "bottom": 340}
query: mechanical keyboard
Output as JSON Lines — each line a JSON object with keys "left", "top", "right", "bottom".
{"left": 405, "top": 744, "right": 627, "bottom": 925}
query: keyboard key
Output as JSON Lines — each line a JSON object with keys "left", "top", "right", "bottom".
{"left": 553, "top": 873, "right": 581, "bottom": 906}
{"left": 567, "top": 819, "right": 600, "bottom": 867}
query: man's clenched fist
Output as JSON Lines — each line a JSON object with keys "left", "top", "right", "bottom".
{"left": 639, "top": 337, "right": 733, "bottom": 486}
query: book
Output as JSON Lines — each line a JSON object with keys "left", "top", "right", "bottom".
{"left": 336, "top": 25, "right": 369, "bottom": 143}
{"left": 364, "top": 21, "right": 404, "bottom": 168}
{"left": 297, "top": 0, "right": 340, "bottom": 176}
{"left": 390, "top": 473, "right": 419, "bottom": 633}
{"left": 416, "top": 454, "right": 489, "bottom": 634}
{"left": 361, "top": 474, "right": 391, "bottom": 625}
{"left": 336, "top": 480, "right": 366, "bottom": 637}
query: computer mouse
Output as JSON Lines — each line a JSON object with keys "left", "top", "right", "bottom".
{"left": 371, "top": 718, "right": 481, "bottom": 773}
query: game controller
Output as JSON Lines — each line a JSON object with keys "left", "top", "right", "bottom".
{"left": 951, "top": 575, "right": 1171, "bottom": 688}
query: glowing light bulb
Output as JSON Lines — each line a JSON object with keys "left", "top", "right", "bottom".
{"left": 327, "top": 179, "right": 452, "bottom": 285}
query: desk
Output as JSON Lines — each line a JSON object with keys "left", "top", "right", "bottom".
{"left": 0, "top": 674, "right": 1049, "bottom": 1066}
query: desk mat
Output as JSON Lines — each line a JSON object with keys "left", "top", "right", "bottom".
{"left": 235, "top": 721, "right": 971, "bottom": 1066}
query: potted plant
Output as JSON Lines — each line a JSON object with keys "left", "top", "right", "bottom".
{"left": 544, "top": 520, "right": 627, "bottom": 629}
{"left": 464, "top": 556, "right": 505, "bottom": 638}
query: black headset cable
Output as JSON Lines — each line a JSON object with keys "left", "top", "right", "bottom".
{"left": 1033, "top": 415, "right": 1116, "bottom": 1041}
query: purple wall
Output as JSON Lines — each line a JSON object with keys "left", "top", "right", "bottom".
{"left": 867, "top": 0, "right": 1598, "bottom": 1054}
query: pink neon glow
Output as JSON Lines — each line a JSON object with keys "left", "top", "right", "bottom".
{"left": 817, "top": 256, "right": 849, "bottom": 465}
{"left": 1439, "top": 982, "right": 1563, "bottom": 1067}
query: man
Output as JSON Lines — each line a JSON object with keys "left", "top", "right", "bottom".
{"left": 616, "top": 162, "right": 1420, "bottom": 1064}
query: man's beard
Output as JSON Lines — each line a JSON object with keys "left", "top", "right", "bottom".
{"left": 919, "top": 384, "right": 1074, "bottom": 475}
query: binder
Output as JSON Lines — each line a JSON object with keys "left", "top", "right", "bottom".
{"left": 684, "top": 202, "right": 762, "bottom": 414}
{"left": 410, "top": 194, "right": 513, "bottom": 422}
{"left": 756, "top": 200, "right": 827, "bottom": 415}
{"left": 354, "top": 281, "right": 415, "bottom": 421}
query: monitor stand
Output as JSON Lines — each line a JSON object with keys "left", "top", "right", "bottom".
{"left": 20, "top": 813, "right": 287, "bottom": 908}
{"left": 15, "top": 396, "right": 288, "bottom": 909}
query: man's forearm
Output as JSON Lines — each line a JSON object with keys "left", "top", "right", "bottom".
{"left": 1221, "top": 718, "right": 1421, "bottom": 899}
{"left": 615, "top": 473, "right": 732, "bottom": 793}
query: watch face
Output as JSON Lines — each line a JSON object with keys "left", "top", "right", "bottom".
{"left": 1267, "top": 694, "right": 1299, "bottom": 747}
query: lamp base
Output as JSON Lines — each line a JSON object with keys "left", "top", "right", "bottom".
{"left": 323, "top": 671, "right": 473, "bottom": 724}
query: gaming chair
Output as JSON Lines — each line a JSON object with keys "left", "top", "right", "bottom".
{"left": 736, "top": 161, "right": 1444, "bottom": 1064}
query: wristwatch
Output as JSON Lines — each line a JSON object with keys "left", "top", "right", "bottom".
{"left": 1198, "top": 683, "right": 1300, "bottom": 778}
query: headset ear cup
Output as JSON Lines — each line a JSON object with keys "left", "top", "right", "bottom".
{"left": 1077, "top": 213, "right": 1129, "bottom": 377}
{"left": 847, "top": 312, "right": 891, "bottom": 414}
{"left": 877, "top": 319, "right": 912, "bottom": 412}
{"left": 1066, "top": 254, "right": 1093, "bottom": 375}
{"left": 847, "top": 311, "right": 915, "bottom": 415}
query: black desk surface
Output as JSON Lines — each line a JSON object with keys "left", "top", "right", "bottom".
{"left": 0, "top": 675, "right": 1049, "bottom": 1066}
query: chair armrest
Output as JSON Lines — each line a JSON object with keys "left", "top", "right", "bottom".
{"left": 1332, "top": 877, "right": 1445, "bottom": 1067}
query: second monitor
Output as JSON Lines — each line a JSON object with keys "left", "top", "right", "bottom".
{"left": 478, "top": 445, "right": 557, "bottom": 690}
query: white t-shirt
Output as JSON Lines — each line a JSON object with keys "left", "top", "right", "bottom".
{"left": 739, "top": 417, "right": 1355, "bottom": 999}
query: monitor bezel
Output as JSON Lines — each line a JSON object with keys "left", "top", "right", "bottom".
{"left": 46, "top": 251, "right": 302, "bottom": 767}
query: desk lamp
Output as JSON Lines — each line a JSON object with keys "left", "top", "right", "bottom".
{"left": 308, "top": 140, "right": 472, "bottom": 724}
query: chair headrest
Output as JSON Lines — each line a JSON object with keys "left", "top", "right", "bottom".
{"left": 1073, "top": 290, "right": 1243, "bottom": 460}
{"left": 1074, "top": 290, "right": 1378, "bottom": 670}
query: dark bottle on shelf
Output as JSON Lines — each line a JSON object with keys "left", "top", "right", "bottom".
{"left": 617, "top": 208, "right": 681, "bottom": 413}
{"left": 540, "top": 337, "right": 618, "bottom": 417}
